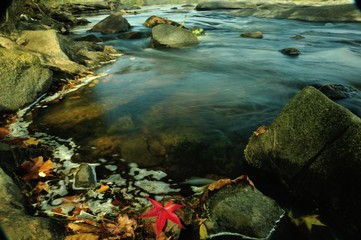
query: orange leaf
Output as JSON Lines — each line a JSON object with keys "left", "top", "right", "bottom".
{"left": 253, "top": 125, "right": 267, "bottom": 137}
{"left": 67, "top": 222, "right": 100, "bottom": 234}
{"left": 96, "top": 184, "right": 109, "bottom": 193}
{"left": 207, "top": 179, "right": 232, "bottom": 191}
{"left": 65, "top": 233, "right": 99, "bottom": 240}
{"left": 33, "top": 181, "right": 50, "bottom": 193}
{"left": 21, "top": 157, "right": 54, "bottom": 180}
{"left": 0, "top": 127, "right": 10, "bottom": 136}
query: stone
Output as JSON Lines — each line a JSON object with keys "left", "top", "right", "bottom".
{"left": 290, "top": 34, "right": 305, "bottom": 40}
{"left": 241, "top": 31, "right": 263, "bottom": 39}
{"left": 0, "top": 48, "right": 52, "bottom": 112}
{"left": 151, "top": 24, "right": 199, "bottom": 48}
{"left": 74, "top": 163, "right": 97, "bottom": 189}
{"left": 244, "top": 86, "right": 361, "bottom": 235}
{"left": 119, "top": 31, "right": 150, "bottom": 39}
{"left": 16, "top": 30, "right": 88, "bottom": 76}
{"left": 144, "top": 15, "right": 184, "bottom": 28}
{"left": 205, "top": 184, "right": 284, "bottom": 239}
{"left": 313, "top": 83, "right": 359, "bottom": 100}
{"left": 196, "top": 1, "right": 257, "bottom": 11}
{"left": 0, "top": 167, "right": 63, "bottom": 239}
{"left": 280, "top": 47, "right": 300, "bottom": 56}
{"left": 90, "top": 12, "right": 131, "bottom": 34}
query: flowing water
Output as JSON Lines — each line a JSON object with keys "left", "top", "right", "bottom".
{"left": 15, "top": 4, "right": 361, "bottom": 239}
{"left": 30, "top": 5, "right": 361, "bottom": 179}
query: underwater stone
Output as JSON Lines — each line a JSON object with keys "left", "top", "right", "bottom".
{"left": 74, "top": 163, "right": 97, "bottom": 189}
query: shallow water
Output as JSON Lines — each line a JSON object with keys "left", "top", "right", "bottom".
{"left": 31, "top": 6, "right": 361, "bottom": 181}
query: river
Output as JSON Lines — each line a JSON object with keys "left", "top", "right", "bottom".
{"left": 13, "top": 4, "right": 361, "bottom": 238}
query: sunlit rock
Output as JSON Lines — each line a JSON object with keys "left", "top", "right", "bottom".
{"left": 0, "top": 48, "right": 52, "bottom": 112}
{"left": 144, "top": 15, "right": 184, "bottom": 28}
{"left": 90, "top": 12, "right": 131, "bottom": 34}
{"left": 151, "top": 24, "right": 199, "bottom": 48}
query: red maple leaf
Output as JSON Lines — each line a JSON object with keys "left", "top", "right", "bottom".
{"left": 140, "top": 198, "right": 185, "bottom": 236}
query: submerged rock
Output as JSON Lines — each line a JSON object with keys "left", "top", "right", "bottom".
{"left": 241, "top": 31, "right": 263, "bottom": 39}
{"left": 205, "top": 184, "right": 284, "bottom": 239}
{"left": 151, "top": 24, "right": 199, "bottom": 48}
{"left": 313, "top": 83, "right": 359, "bottom": 100}
{"left": 91, "top": 12, "right": 131, "bottom": 34}
{"left": 196, "top": 1, "right": 257, "bottom": 11}
{"left": 280, "top": 47, "right": 300, "bottom": 56}
{"left": 245, "top": 86, "right": 361, "bottom": 236}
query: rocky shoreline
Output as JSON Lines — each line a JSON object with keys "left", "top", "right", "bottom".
{"left": 1, "top": 1, "right": 361, "bottom": 239}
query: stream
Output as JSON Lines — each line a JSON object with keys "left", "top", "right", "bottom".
{"left": 11, "top": 4, "right": 361, "bottom": 239}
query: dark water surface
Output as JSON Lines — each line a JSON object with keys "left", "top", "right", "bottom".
{"left": 30, "top": 5, "right": 361, "bottom": 181}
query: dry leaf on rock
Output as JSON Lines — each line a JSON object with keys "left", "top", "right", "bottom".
{"left": 67, "top": 222, "right": 100, "bottom": 234}
{"left": 65, "top": 233, "right": 99, "bottom": 240}
{"left": 96, "top": 184, "right": 110, "bottom": 193}
{"left": 33, "top": 181, "right": 50, "bottom": 194}
{"left": 253, "top": 125, "right": 268, "bottom": 137}
{"left": 105, "top": 214, "right": 137, "bottom": 237}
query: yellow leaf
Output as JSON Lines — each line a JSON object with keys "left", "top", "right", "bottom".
{"left": 23, "top": 137, "right": 42, "bottom": 146}
{"left": 65, "top": 233, "right": 99, "bottom": 240}
{"left": 253, "top": 125, "right": 267, "bottom": 137}
{"left": 199, "top": 223, "right": 208, "bottom": 240}
{"left": 289, "top": 212, "right": 327, "bottom": 231}
{"left": 96, "top": 184, "right": 109, "bottom": 193}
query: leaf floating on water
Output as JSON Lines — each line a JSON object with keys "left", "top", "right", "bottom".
{"left": 199, "top": 223, "right": 208, "bottom": 240}
{"left": 253, "top": 125, "right": 268, "bottom": 137}
{"left": 96, "top": 184, "right": 110, "bottom": 193}
{"left": 289, "top": 211, "right": 327, "bottom": 231}
{"left": 23, "top": 137, "right": 42, "bottom": 146}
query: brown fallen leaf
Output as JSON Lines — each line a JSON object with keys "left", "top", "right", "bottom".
{"left": 67, "top": 222, "right": 100, "bottom": 234}
{"left": 105, "top": 214, "right": 137, "bottom": 237}
{"left": 253, "top": 125, "right": 268, "bottom": 137}
{"left": 21, "top": 156, "right": 54, "bottom": 181}
{"left": 33, "top": 181, "right": 50, "bottom": 194}
{"left": 201, "top": 175, "right": 255, "bottom": 203}
{"left": 0, "top": 127, "right": 10, "bottom": 137}
{"left": 65, "top": 233, "right": 99, "bottom": 240}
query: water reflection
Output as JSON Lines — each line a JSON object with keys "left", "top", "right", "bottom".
{"left": 32, "top": 7, "right": 361, "bottom": 181}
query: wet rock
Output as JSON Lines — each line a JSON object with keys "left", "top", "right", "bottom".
{"left": 291, "top": 34, "right": 305, "bottom": 40}
{"left": 280, "top": 47, "right": 300, "bottom": 56}
{"left": 245, "top": 86, "right": 361, "bottom": 235}
{"left": 74, "top": 34, "right": 102, "bottom": 43}
{"left": 313, "top": 83, "right": 359, "bottom": 100}
{"left": 241, "top": 31, "right": 263, "bottom": 39}
{"left": 196, "top": 1, "right": 257, "bottom": 11}
{"left": 58, "top": 2, "right": 111, "bottom": 15}
{"left": 90, "top": 12, "right": 131, "bottom": 34}
{"left": 119, "top": 31, "right": 150, "bottom": 39}
{"left": 205, "top": 184, "right": 284, "bottom": 239}
{"left": 0, "top": 167, "right": 63, "bottom": 240}
{"left": 74, "top": 163, "right": 97, "bottom": 189}
{"left": 151, "top": 24, "right": 199, "bottom": 48}
{"left": 0, "top": 47, "right": 52, "bottom": 112}
{"left": 230, "top": 3, "right": 361, "bottom": 22}
{"left": 144, "top": 15, "right": 185, "bottom": 28}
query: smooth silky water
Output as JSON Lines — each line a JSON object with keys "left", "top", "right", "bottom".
{"left": 31, "top": 5, "right": 361, "bottom": 179}
{"left": 27, "top": 6, "right": 361, "bottom": 238}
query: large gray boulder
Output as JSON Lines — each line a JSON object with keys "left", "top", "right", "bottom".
{"left": 151, "top": 24, "right": 199, "bottom": 48}
{"left": 90, "top": 12, "right": 131, "bottom": 34}
{"left": 0, "top": 167, "right": 63, "bottom": 240}
{"left": 0, "top": 48, "right": 52, "bottom": 112}
{"left": 16, "top": 30, "right": 88, "bottom": 76}
{"left": 245, "top": 86, "right": 361, "bottom": 234}
{"left": 204, "top": 184, "right": 284, "bottom": 239}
